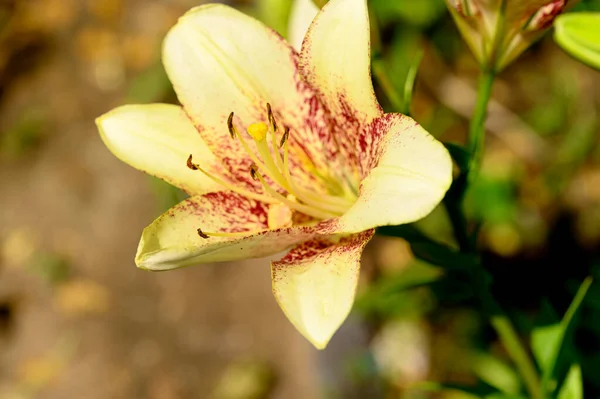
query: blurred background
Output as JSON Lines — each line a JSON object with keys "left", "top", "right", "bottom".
{"left": 0, "top": 0, "right": 599, "bottom": 398}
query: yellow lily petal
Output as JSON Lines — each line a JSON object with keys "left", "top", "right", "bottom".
{"left": 271, "top": 230, "right": 374, "bottom": 349}
{"left": 300, "top": 0, "right": 382, "bottom": 126}
{"left": 288, "top": 0, "right": 319, "bottom": 52}
{"left": 318, "top": 114, "right": 452, "bottom": 234}
{"left": 137, "top": 191, "right": 316, "bottom": 271}
{"left": 96, "top": 104, "right": 220, "bottom": 195}
{"left": 162, "top": 4, "right": 347, "bottom": 187}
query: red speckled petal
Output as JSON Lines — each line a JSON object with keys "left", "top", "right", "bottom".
{"left": 136, "top": 191, "right": 317, "bottom": 271}
{"left": 271, "top": 229, "right": 374, "bottom": 349}
{"left": 162, "top": 4, "right": 351, "bottom": 193}
{"left": 300, "top": 0, "right": 383, "bottom": 171}
{"left": 317, "top": 113, "right": 453, "bottom": 235}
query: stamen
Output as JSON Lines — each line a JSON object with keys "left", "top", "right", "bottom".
{"left": 197, "top": 228, "right": 210, "bottom": 239}
{"left": 197, "top": 229, "right": 266, "bottom": 238}
{"left": 267, "top": 103, "right": 278, "bottom": 132}
{"left": 280, "top": 127, "right": 290, "bottom": 148}
{"left": 253, "top": 167, "right": 339, "bottom": 220}
{"left": 250, "top": 164, "right": 259, "bottom": 181}
{"left": 187, "top": 154, "right": 199, "bottom": 170}
{"left": 231, "top": 123, "right": 289, "bottom": 190}
{"left": 186, "top": 154, "right": 278, "bottom": 205}
{"left": 227, "top": 112, "right": 236, "bottom": 139}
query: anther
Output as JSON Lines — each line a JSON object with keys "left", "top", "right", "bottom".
{"left": 250, "top": 164, "right": 259, "bottom": 181}
{"left": 197, "top": 228, "right": 210, "bottom": 239}
{"left": 267, "top": 103, "right": 278, "bottom": 132}
{"left": 227, "top": 112, "right": 236, "bottom": 139}
{"left": 186, "top": 154, "right": 199, "bottom": 170}
{"left": 280, "top": 127, "right": 290, "bottom": 148}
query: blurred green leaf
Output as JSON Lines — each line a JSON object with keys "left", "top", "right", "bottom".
{"left": 377, "top": 224, "right": 433, "bottom": 243}
{"left": 410, "top": 242, "right": 478, "bottom": 270}
{"left": 402, "top": 49, "right": 423, "bottom": 115}
{"left": 1, "top": 110, "right": 46, "bottom": 157}
{"left": 372, "top": 57, "right": 404, "bottom": 112}
{"left": 573, "top": 0, "right": 600, "bottom": 11}
{"left": 472, "top": 353, "right": 521, "bottom": 395}
{"left": 257, "top": 0, "right": 293, "bottom": 36}
{"left": 370, "top": 0, "right": 446, "bottom": 27}
{"left": 532, "top": 277, "right": 593, "bottom": 394}
{"left": 532, "top": 324, "right": 562, "bottom": 375}
{"left": 147, "top": 176, "right": 188, "bottom": 213}
{"left": 445, "top": 142, "right": 471, "bottom": 172}
{"left": 416, "top": 381, "right": 498, "bottom": 398}
{"left": 356, "top": 261, "right": 439, "bottom": 318}
{"left": 557, "top": 364, "right": 583, "bottom": 399}
{"left": 465, "top": 176, "right": 517, "bottom": 225}
{"left": 554, "top": 13, "right": 600, "bottom": 70}
{"left": 28, "top": 252, "right": 71, "bottom": 285}
{"left": 126, "top": 63, "right": 173, "bottom": 103}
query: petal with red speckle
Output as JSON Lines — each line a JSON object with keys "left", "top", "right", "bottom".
{"left": 271, "top": 229, "right": 374, "bottom": 349}
{"left": 137, "top": 191, "right": 317, "bottom": 271}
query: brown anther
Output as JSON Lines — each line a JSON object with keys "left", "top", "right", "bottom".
{"left": 186, "top": 154, "right": 199, "bottom": 170}
{"left": 250, "top": 164, "right": 259, "bottom": 181}
{"left": 279, "top": 127, "right": 290, "bottom": 148}
{"left": 267, "top": 103, "right": 278, "bottom": 132}
{"left": 227, "top": 112, "right": 236, "bottom": 139}
{"left": 197, "top": 228, "right": 210, "bottom": 239}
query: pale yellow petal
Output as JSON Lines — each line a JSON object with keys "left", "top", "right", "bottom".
{"left": 137, "top": 192, "right": 316, "bottom": 271}
{"left": 288, "top": 0, "right": 319, "bottom": 52}
{"left": 162, "top": 4, "right": 352, "bottom": 192}
{"left": 300, "top": 0, "right": 382, "bottom": 126}
{"left": 271, "top": 230, "right": 374, "bottom": 349}
{"left": 318, "top": 114, "right": 452, "bottom": 234}
{"left": 96, "top": 104, "right": 221, "bottom": 195}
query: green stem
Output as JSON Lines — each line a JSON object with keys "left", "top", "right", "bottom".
{"left": 445, "top": 69, "right": 544, "bottom": 398}
{"left": 444, "top": 70, "right": 496, "bottom": 253}
{"left": 467, "top": 69, "right": 495, "bottom": 176}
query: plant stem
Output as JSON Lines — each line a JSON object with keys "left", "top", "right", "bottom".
{"left": 447, "top": 69, "right": 544, "bottom": 399}
{"left": 467, "top": 69, "right": 495, "bottom": 177}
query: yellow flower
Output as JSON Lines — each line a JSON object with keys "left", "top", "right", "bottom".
{"left": 447, "top": 0, "right": 570, "bottom": 71}
{"left": 96, "top": 0, "right": 452, "bottom": 349}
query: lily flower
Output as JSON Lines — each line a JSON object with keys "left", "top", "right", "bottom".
{"left": 96, "top": 0, "right": 452, "bottom": 349}
{"left": 447, "top": 0, "right": 570, "bottom": 71}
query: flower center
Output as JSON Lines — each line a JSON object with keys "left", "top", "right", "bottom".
{"left": 187, "top": 103, "right": 357, "bottom": 237}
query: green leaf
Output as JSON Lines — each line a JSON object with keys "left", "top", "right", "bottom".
{"left": 126, "top": 64, "right": 173, "bottom": 103}
{"left": 531, "top": 277, "right": 593, "bottom": 394}
{"left": 531, "top": 323, "right": 562, "bottom": 373}
{"left": 557, "top": 364, "right": 583, "bottom": 399}
{"left": 410, "top": 241, "right": 479, "bottom": 270}
{"left": 402, "top": 49, "right": 423, "bottom": 115}
{"left": 444, "top": 142, "right": 471, "bottom": 172}
{"left": 376, "top": 224, "right": 433, "bottom": 243}
{"left": 472, "top": 353, "right": 521, "bottom": 395}
{"left": 416, "top": 381, "right": 497, "bottom": 398}
{"left": 554, "top": 13, "right": 600, "bottom": 70}
{"left": 257, "top": 0, "right": 293, "bottom": 36}
{"left": 355, "top": 260, "right": 441, "bottom": 319}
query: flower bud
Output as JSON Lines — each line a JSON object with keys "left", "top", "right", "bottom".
{"left": 445, "top": 0, "right": 572, "bottom": 71}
